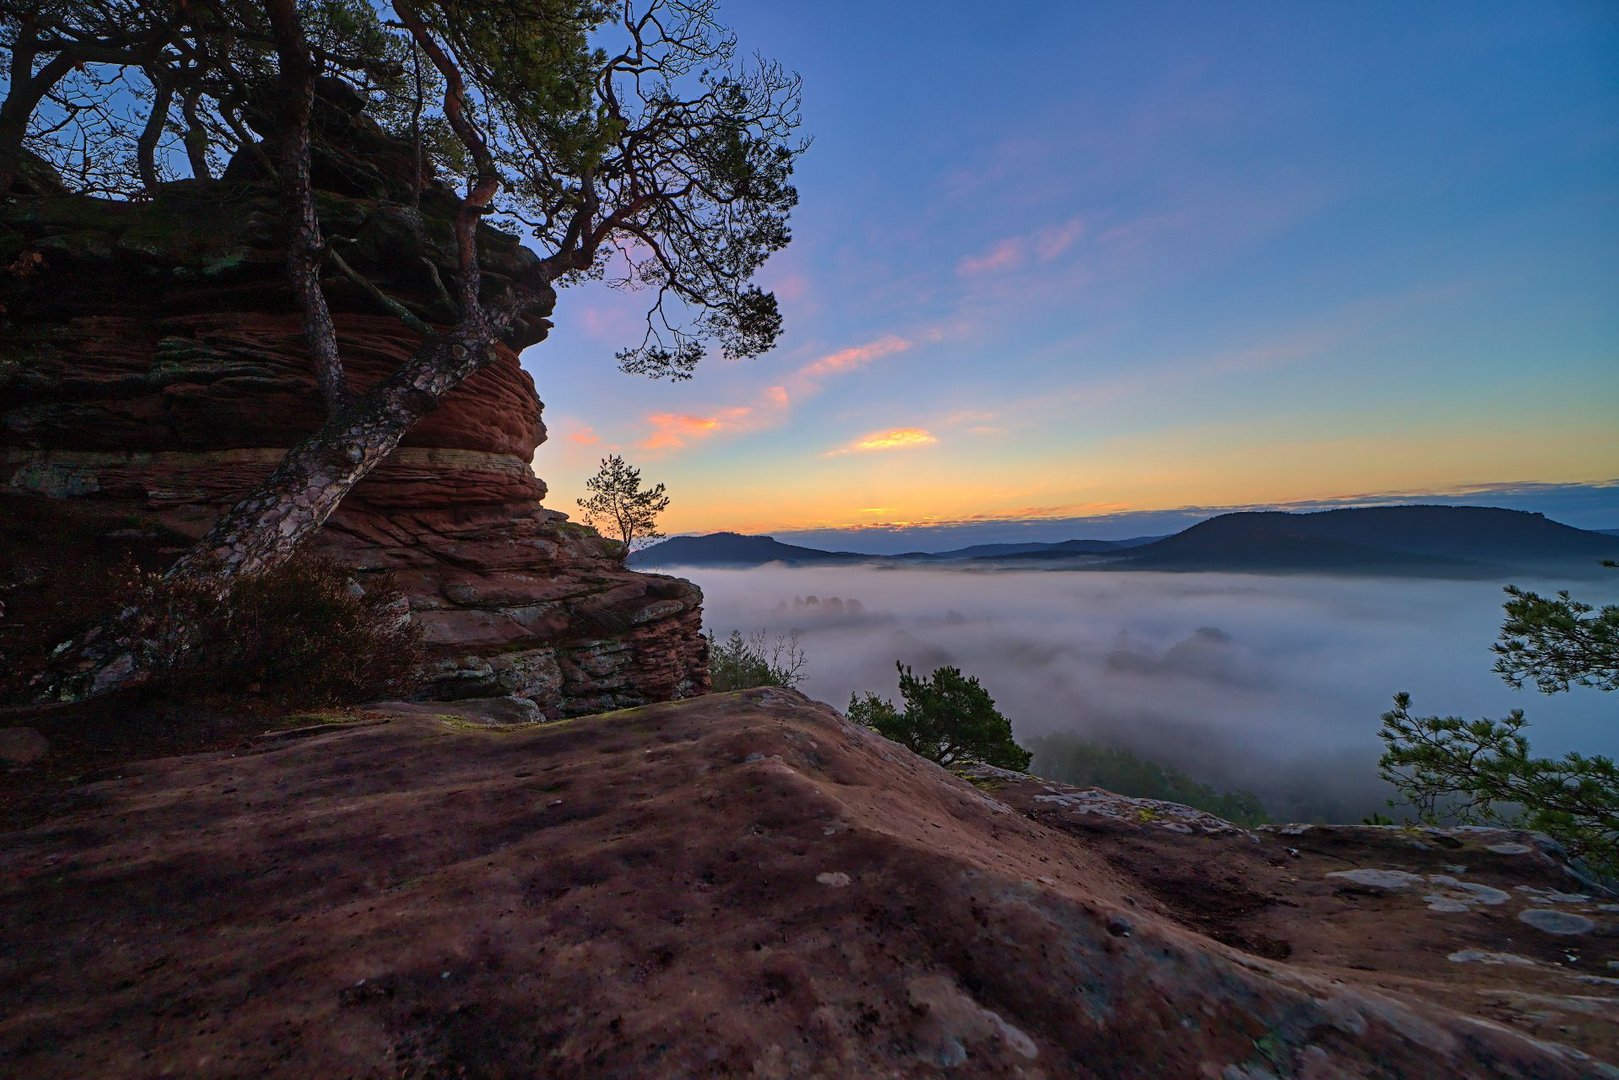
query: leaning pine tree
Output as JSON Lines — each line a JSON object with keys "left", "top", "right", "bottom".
{"left": 5, "top": 0, "right": 804, "bottom": 698}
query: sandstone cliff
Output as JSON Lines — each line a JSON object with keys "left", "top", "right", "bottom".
{"left": 0, "top": 103, "right": 706, "bottom": 715}
{"left": 2, "top": 691, "right": 1613, "bottom": 1077}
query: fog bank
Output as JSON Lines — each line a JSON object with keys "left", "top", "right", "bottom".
{"left": 681, "top": 565, "right": 1617, "bottom": 823}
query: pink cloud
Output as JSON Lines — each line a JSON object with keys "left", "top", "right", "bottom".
{"left": 957, "top": 237, "right": 1026, "bottom": 277}
{"left": 628, "top": 327, "right": 937, "bottom": 456}
{"left": 957, "top": 216, "right": 1086, "bottom": 278}
{"left": 575, "top": 304, "right": 643, "bottom": 343}
{"left": 771, "top": 273, "right": 809, "bottom": 302}
{"left": 1034, "top": 217, "right": 1086, "bottom": 261}
{"left": 567, "top": 425, "right": 602, "bottom": 446}
{"left": 798, "top": 334, "right": 914, "bottom": 379}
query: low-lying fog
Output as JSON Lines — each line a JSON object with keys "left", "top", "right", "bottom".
{"left": 680, "top": 565, "right": 1618, "bottom": 823}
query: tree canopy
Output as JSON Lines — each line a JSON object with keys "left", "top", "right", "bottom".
{"left": 3, "top": 0, "right": 801, "bottom": 373}
{"left": 849, "top": 663, "right": 1032, "bottom": 772}
{"left": 706, "top": 628, "right": 806, "bottom": 692}
{"left": 576, "top": 453, "right": 669, "bottom": 561}
{"left": 1380, "top": 573, "right": 1618, "bottom": 877}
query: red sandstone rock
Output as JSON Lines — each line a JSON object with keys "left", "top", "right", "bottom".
{"left": 1, "top": 174, "right": 706, "bottom": 715}
{"left": 0, "top": 690, "right": 1611, "bottom": 1077}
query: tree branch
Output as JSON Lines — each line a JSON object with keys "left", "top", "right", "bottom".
{"left": 265, "top": 0, "right": 348, "bottom": 411}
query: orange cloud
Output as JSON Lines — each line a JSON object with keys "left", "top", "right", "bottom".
{"left": 628, "top": 327, "right": 928, "bottom": 457}
{"left": 567, "top": 425, "right": 602, "bottom": 446}
{"left": 639, "top": 385, "right": 792, "bottom": 451}
{"left": 642, "top": 412, "right": 727, "bottom": 450}
{"left": 825, "top": 427, "right": 940, "bottom": 456}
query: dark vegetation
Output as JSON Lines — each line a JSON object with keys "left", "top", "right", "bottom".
{"left": 1381, "top": 570, "right": 1618, "bottom": 876}
{"left": 123, "top": 556, "right": 424, "bottom": 707}
{"left": 0, "top": 495, "right": 421, "bottom": 710}
{"left": 706, "top": 628, "right": 807, "bottom": 691}
{"left": 1026, "top": 733, "right": 1271, "bottom": 826}
{"left": 849, "top": 663, "right": 1031, "bottom": 771}
{"left": 0, "top": 494, "right": 187, "bottom": 702}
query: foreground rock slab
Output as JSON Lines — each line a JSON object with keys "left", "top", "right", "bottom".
{"left": 3, "top": 690, "right": 1614, "bottom": 1078}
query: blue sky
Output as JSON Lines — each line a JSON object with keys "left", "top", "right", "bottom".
{"left": 527, "top": 1, "right": 1619, "bottom": 542}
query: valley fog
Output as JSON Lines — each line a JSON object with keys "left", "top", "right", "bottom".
{"left": 680, "top": 565, "right": 1618, "bottom": 823}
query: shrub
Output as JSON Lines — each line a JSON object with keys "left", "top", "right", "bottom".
{"left": 707, "top": 628, "right": 807, "bottom": 691}
{"left": 849, "top": 663, "right": 1031, "bottom": 771}
{"left": 126, "top": 556, "right": 425, "bottom": 707}
{"left": 1380, "top": 570, "right": 1618, "bottom": 877}
{"left": 1378, "top": 694, "right": 1617, "bottom": 873}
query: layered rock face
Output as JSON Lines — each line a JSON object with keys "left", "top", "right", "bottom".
{"left": 0, "top": 111, "right": 706, "bottom": 714}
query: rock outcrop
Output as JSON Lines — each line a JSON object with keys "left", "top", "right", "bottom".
{"left": 0, "top": 103, "right": 706, "bottom": 714}
{"left": 1, "top": 690, "right": 1613, "bottom": 1077}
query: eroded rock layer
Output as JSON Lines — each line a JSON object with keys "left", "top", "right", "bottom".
{"left": 0, "top": 127, "right": 706, "bottom": 714}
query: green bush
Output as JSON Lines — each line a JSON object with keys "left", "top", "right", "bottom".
{"left": 849, "top": 663, "right": 1031, "bottom": 771}
{"left": 1380, "top": 571, "right": 1618, "bottom": 877}
{"left": 707, "top": 628, "right": 807, "bottom": 691}
{"left": 128, "top": 556, "right": 425, "bottom": 707}
{"left": 1026, "top": 734, "right": 1270, "bottom": 826}
{"left": 1379, "top": 694, "right": 1617, "bottom": 874}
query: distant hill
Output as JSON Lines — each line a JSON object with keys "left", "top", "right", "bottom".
{"left": 630, "top": 532, "right": 874, "bottom": 568}
{"left": 634, "top": 532, "right": 1164, "bottom": 568}
{"left": 974, "top": 536, "right": 1165, "bottom": 562}
{"left": 633, "top": 508, "right": 1619, "bottom": 577}
{"left": 896, "top": 536, "right": 1164, "bottom": 560}
{"left": 1096, "top": 506, "right": 1619, "bottom": 577}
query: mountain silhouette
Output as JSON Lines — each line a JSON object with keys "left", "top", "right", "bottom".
{"left": 1095, "top": 506, "right": 1618, "bottom": 576}
{"left": 632, "top": 507, "right": 1619, "bottom": 577}
{"left": 629, "top": 532, "right": 872, "bottom": 568}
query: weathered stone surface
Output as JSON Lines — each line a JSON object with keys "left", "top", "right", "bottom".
{"left": 973, "top": 765, "right": 1619, "bottom": 1062}
{"left": 0, "top": 727, "right": 48, "bottom": 764}
{"left": 0, "top": 690, "right": 1611, "bottom": 1077}
{"left": 0, "top": 154, "right": 706, "bottom": 715}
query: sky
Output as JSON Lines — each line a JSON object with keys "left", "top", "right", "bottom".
{"left": 527, "top": 1, "right": 1619, "bottom": 545}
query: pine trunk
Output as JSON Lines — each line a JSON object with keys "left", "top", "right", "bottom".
{"left": 0, "top": 94, "right": 33, "bottom": 195}
{"left": 171, "top": 329, "right": 502, "bottom": 580}
{"left": 32, "top": 309, "right": 552, "bottom": 702}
